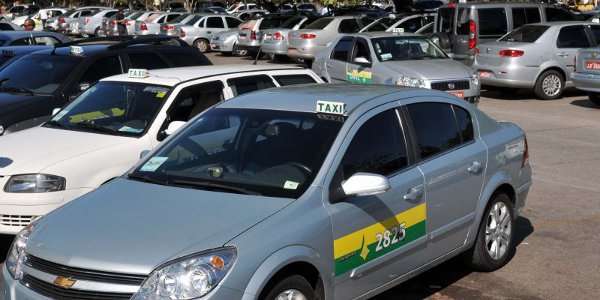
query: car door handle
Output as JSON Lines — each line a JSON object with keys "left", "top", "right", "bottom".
{"left": 207, "top": 31, "right": 212, "bottom": 34}
{"left": 557, "top": 53, "right": 570, "bottom": 57}
{"left": 467, "top": 161, "right": 483, "bottom": 174}
{"left": 403, "top": 185, "right": 424, "bottom": 202}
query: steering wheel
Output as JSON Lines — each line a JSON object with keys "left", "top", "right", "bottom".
{"left": 287, "top": 162, "right": 312, "bottom": 175}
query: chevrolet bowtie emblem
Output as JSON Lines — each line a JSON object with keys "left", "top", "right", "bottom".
{"left": 54, "top": 276, "right": 76, "bottom": 289}
{"left": 448, "top": 83, "right": 455, "bottom": 90}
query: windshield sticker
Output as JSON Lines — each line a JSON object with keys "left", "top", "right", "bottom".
{"left": 380, "top": 53, "right": 392, "bottom": 61}
{"left": 283, "top": 180, "right": 299, "bottom": 190}
{"left": 156, "top": 91, "right": 167, "bottom": 98}
{"left": 143, "top": 86, "right": 169, "bottom": 94}
{"left": 316, "top": 100, "right": 346, "bottom": 115}
{"left": 346, "top": 69, "right": 373, "bottom": 84}
{"left": 140, "top": 157, "right": 169, "bottom": 172}
{"left": 118, "top": 126, "right": 143, "bottom": 133}
{"left": 69, "top": 108, "right": 125, "bottom": 124}
{"left": 51, "top": 110, "right": 69, "bottom": 121}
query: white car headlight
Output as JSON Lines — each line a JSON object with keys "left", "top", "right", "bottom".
{"left": 471, "top": 73, "right": 480, "bottom": 87}
{"left": 133, "top": 247, "right": 237, "bottom": 300}
{"left": 6, "top": 217, "right": 40, "bottom": 280}
{"left": 4, "top": 174, "right": 66, "bottom": 193}
{"left": 396, "top": 76, "right": 427, "bottom": 89}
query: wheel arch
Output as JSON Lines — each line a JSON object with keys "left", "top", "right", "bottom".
{"left": 535, "top": 65, "right": 567, "bottom": 85}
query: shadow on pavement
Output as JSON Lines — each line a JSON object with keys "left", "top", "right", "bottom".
{"left": 481, "top": 88, "right": 584, "bottom": 101}
{"left": 570, "top": 99, "right": 599, "bottom": 109}
{"left": 374, "top": 216, "right": 534, "bottom": 299}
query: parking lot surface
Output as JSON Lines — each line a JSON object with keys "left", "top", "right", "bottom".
{"left": 1, "top": 53, "right": 598, "bottom": 300}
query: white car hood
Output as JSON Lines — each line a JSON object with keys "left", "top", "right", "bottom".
{"left": 0, "top": 127, "right": 135, "bottom": 175}
{"left": 381, "top": 59, "right": 473, "bottom": 81}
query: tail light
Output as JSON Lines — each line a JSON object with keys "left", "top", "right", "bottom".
{"left": 468, "top": 20, "right": 477, "bottom": 50}
{"left": 110, "top": 20, "right": 116, "bottom": 26}
{"left": 498, "top": 49, "right": 524, "bottom": 57}
{"left": 250, "top": 30, "right": 257, "bottom": 40}
{"left": 58, "top": 16, "right": 65, "bottom": 24}
{"left": 522, "top": 136, "right": 529, "bottom": 168}
{"left": 161, "top": 25, "right": 167, "bottom": 31}
{"left": 300, "top": 33, "right": 316, "bottom": 39}
{"left": 84, "top": 17, "right": 91, "bottom": 24}
{"left": 179, "top": 28, "right": 186, "bottom": 38}
{"left": 140, "top": 22, "right": 147, "bottom": 31}
{"left": 273, "top": 31, "right": 283, "bottom": 40}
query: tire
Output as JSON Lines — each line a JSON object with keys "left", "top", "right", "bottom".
{"left": 194, "top": 39, "right": 210, "bottom": 53}
{"left": 588, "top": 93, "right": 600, "bottom": 106}
{"left": 263, "top": 275, "right": 316, "bottom": 300}
{"left": 94, "top": 27, "right": 101, "bottom": 37}
{"left": 233, "top": 43, "right": 247, "bottom": 56}
{"left": 466, "top": 193, "right": 516, "bottom": 272}
{"left": 534, "top": 70, "right": 564, "bottom": 100}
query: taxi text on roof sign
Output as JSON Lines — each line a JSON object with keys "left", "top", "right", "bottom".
{"left": 128, "top": 69, "right": 149, "bottom": 79}
{"left": 316, "top": 100, "right": 346, "bottom": 115}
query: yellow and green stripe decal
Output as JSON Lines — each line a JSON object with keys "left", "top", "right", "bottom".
{"left": 333, "top": 203, "right": 427, "bottom": 276}
{"left": 69, "top": 108, "right": 125, "bottom": 123}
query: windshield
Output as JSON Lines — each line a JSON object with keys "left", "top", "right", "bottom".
{"left": 500, "top": 25, "right": 549, "bottom": 43}
{"left": 0, "top": 54, "right": 81, "bottom": 95}
{"left": 130, "top": 108, "right": 343, "bottom": 198}
{"left": 305, "top": 17, "right": 333, "bottom": 30}
{"left": 45, "top": 82, "right": 170, "bottom": 137}
{"left": 372, "top": 37, "right": 448, "bottom": 61}
{"left": 280, "top": 16, "right": 303, "bottom": 29}
{"left": 127, "top": 12, "right": 144, "bottom": 20}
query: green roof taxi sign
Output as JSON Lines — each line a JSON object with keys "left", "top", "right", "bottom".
{"left": 316, "top": 100, "right": 346, "bottom": 116}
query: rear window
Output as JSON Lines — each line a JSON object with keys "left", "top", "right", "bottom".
{"left": 259, "top": 17, "right": 288, "bottom": 30}
{"left": 500, "top": 25, "right": 548, "bottom": 43}
{"left": 437, "top": 8, "right": 455, "bottom": 33}
{"left": 280, "top": 16, "right": 304, "bottom": 29}
{"left": 170, "top": 13, "right": 191, "bottom": 24}
{"left": 305, "top": 17, "right": 333, "bottom": 30}
{"left": 478, "top": 8, "right": 508, "bottom": 38}
{"left": 273, "top": 74, "right": 317, "bottom": 86}
{"left": 512, "top": 7, "right": 541, "bottom": 29}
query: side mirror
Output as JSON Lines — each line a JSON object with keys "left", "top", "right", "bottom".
{"left": 164, "top": 120, "right": 186, "bottom": 136}
{"left": 52, "top": 107, "right": 61, "bottom": 116}
{"left": 79, "top": 82, "right": 90, "bottom": 91}
{"left": 341, "top": 173, "right": 390, "bottom": 197}
{"left": 353, "top": 56, "right": 371, "bottom": 65}
{"left": 139, "top": 150, "right": 150, "bottom": 159}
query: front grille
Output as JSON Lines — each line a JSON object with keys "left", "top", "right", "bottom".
{"left": 26, "top": 255, "right": 146, "bottom": 285}
{"left": 431, "top": 80, "right": 470, "bottom": 91}
{"left": 0, "top": 214, "right": 36, "bottom": 227}
{"left": 22, "top": 274, "right": 134, "bottom": 300}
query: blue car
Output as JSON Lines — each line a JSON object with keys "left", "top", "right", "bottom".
{"left": 0, "top": 31, "right": 70, "bottom": 65}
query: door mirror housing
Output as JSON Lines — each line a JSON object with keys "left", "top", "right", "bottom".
{"left": 79, "top": 82, "right": 91, "bottom": 91}
{"left": 341, "top": 172, "right": 390, "bottom": 197}
{"left": 353, "top": 56, "right": 371, "bottom": 65}
{"left": 164, "top": 120, "right": 186, "bottom": 136}
{"left": 51, "top": 107, "right": 61, "bottom": 116}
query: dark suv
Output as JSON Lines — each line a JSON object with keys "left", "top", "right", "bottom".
{"left": 0, "top": 35, "right": 211, "bottom": 136}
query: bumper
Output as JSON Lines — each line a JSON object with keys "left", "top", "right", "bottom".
{"left": 262, "top": 41, "right": 288, "bottom": 55}
{"left": 0, "top": 188, "right": 92, "bottom": 234}
{"left": 287, "top": 46, "right": 318, "bottom": 60}
{"left": 238, "top": 44, "right": 260, "bottom": 53}
{"left": 473, "top": 61, "right": 539, "bottom": 88}
{"left": 211, "top": 39, "right": 234, "bottom": 52}
{"left": 572, "top": 72, "right": 600, "bottom": 93}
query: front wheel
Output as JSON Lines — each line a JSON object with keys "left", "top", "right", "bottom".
{"left": 194, "top": 39, "right": 209, "bottom": 53}
{"left": 466, "top": 193, "right": 516, "bottom": 272}
{"left": 534, "top": 70, "right": 564, "bottom": 100}
{"left": 263, "top": 275, "right": 316, "bottom": 300}
{"left": 588, "top": 93, "right": 600, "bottom": 106}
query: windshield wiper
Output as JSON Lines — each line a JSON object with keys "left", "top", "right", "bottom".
{"left": 74, "top": 122, "right": 116, "bottom": 134}
{"left": 128, "top": 173, "right": 170, "bottom": 186}
{"left": 170, "top": 178, "right": 260, "bottom": 195}
{"left": 44, "top": 120, "right": 68, "bottom": 129}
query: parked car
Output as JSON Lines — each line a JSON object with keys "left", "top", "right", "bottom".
{"left": 76, "top": 9, "right": 119, "bottom": 37}
{"left": 313, "top": 32, "right": 480, "bottom": 104}
{"left": 571, "top": 47, "right": 600, "bottom": 105}
{"left": 178, "top": 14, "right": 243, "bottom": 52}
{"left": 129, "top": 11, "right": 163, "bottom": 35}
{"left": 65, "top": 7, "right": 110, "bottom": 35}
{"left": 210, "top": 28, "right": 247, "bottom": 55}
{"left": 0, "top": 36, "right": 211, "bottom": 137}
{"left": 287, "top": 16, "right": 374, "bottom": 66}
{"left": 262, "top": 14, "right": 319, "bottom": 61}
{"left": 1, "top": 84, "right": 531, "bottom": 300}
{"left": 227, "top": 2, "right": 259, "bottom": 14}
{"left": 100, "top": 10, "right": 144, "bottom": 36}
{"left": 238, "top": 14, "right": 298, "bottom": 56}
{"left": 0, "top": 31, "right": 69, "bottom": 65}
{"left": 236, "top": 9, "right": 269, "bottom": 21}
{"left": 297, "top": 3, "right": 318, "bottom": 14}
{"left": 433, "top": 2, "right": 578, "bottom": 64}
{"left": 474, "top": 22, "right": 600, "bottom": 99}
{"left": 360, "top": 13, "right": 436, "bottom": 33}
{"left": 0, "top": 20, "right": 22, "bottom": 31}
{"left": 135, "top": 12, "right": 185, "bottom": 35}
{"left": 159, "top": 13, "right": 195, "bottom": 36}
{"left": 12, "top": 8, "right": 67, "bottom": 31}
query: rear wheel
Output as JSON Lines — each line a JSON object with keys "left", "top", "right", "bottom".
{"left": 588, "top": 93, "right": 600, "bottom": 106}
{"left": 194, "top": 39, "right": 209, "bottom": 53}
{"left": 534, "top": 70, "right": 564, "bottom": 100}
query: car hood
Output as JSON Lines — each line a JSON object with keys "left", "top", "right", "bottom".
{"left": 0, "top": 93, "right": 52, "bottom": 114}
{"left": 380, "top": 59, "right": 473, "bottom": 81}
{"left": 27, "top": 178, "right": 293, "bottom": 275}
{"left": 0, "top": 126, "right": 134, "bottom": 175}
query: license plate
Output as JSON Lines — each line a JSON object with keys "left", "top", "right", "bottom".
{"left": 449, "top": 90, "right": 465, "bottom": 98}
{"left": 585, "top": 60, "right": 600, "bottom": 70}
{"left": 479, "top": 71, "right": 492, "bottom": 78}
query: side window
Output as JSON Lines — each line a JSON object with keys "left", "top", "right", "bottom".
{"left": 159, "top": 50, "right": 211, "bottom": 67}
{"left": 273, "top": 74, "right": 317, "bottom": 86}
{"left": 166, "top": 14, "right": 180, "bottom": 22}
{"left": 226, "top": 75, "right": 276, "bottom": 96}
{"left": 478, "top": 8, "right": 508, "bottom": 38}
{"left": 545, "top": 7, "right": 575, "bottom": 22}
{"left": 365, "top": 22, "right": 387, "bottom": 32}
{"left": 9, "top": 38, "right": 31, "bottom": 46}
{"left": 226, "top": 17, "right": 242, "bottom": 28}
{"left": 339, "top": 109, "right": 408, "bottom": 180}
{"left": 34, "top": 36, "right": 60, "bottom": 46}
{"left": 167, "top": 81, "right": 224, "bottom": 122}
{"left": 79, "top": 56, "right": 122, "bottom": 86}
{"left": 351, "top": 38, "right": 371, "bottom": 63}
{"left": 206, "top": 17, "right": 225, "bottom": 28}
{"left": 525, "top": 8, "right": 541, "bottom": 23}
{"left": 557, "top": 26, "right": 591, "bottom": 48}
{"left": 456, "top": 8, "right": 471, "bottom": 35}
{"left": 452, "top": 105, "right": 474, "bottom": 143}
{"left": 331, "top": 37, "right": 353, "bottom": 61}
{"left": 128, "top": 52, "right": 169, "bottom": 69}
{"left": 399, "top": 17, "right": 422, "bottom": 33}
{"left": 105, "top": 11, "right": 117, "bottom": 18}
{"left": 407, "top": 102, "right": 461, "bottom": 159}
{"left": 156, "top": 16, "right": 166, "bottom": 23}
{"left": 590, "top": 26, "right": 600, "bottom": 44}
{"left": 513, "top": 8, "right": 542, "bottom": 29}
{"left": 338, "top": 19, "right": 360, "bottom": 33}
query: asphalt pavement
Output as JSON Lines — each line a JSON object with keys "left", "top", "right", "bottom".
{"left": 0, "top": 53, "right": 598, "bottom": 300}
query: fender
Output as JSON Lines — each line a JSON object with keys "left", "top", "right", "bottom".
{"left": 241, "top": 245, "right": 332, "bottom": 300}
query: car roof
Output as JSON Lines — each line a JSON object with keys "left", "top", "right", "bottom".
{"left": 353, "top": 31, "right": 423, "bottom": 39}
{"left": 218, "top": 84, "right": 430, "bottom": 114}
{"left": 101, "top": 64, "right": 305, "bottom": 86}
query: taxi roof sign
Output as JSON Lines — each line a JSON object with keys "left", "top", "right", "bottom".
{"left": 69, "top": 46, "right": 84, "bottom": 56}
{"left": 392, "top": 27, "right": 404, "bottom": 34}
{"left": 128, "top": 68, "right": 149, "bottom": 79}
{"left": 316, "top": 100, "right": 346, "bottom": 115}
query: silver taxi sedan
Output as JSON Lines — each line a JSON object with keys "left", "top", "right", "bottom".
{"left": 312, "top": 32, "right": 481, "bottom": 104}
{"left": 2, "top": 85, "right": 531, "bottom": 300}
{"left": 572, "top": 47, "right": 600, "bottom": 105}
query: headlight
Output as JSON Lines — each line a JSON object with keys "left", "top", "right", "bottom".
{"left": 396, "top": 76, "right": 427, "bottom": 89}
{"left": 0, "top": 125, "right": 4, "bottom": 136}
{"left": 6, "top": 217, "right": 40, "bottom": 280}
{"left": 4, "top": 174, "right": 66, "bottom": 193}
{"left": 133, "top": 247, "right": 237, "bottom": 300}
{"left": 471, "top": 73, "right": 480, "bottom": 87}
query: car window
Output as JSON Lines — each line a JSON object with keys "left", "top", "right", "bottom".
{"left": 545, "top": 7, "right": 575, "bottom": 22}
{"left": 364, "top": 21, "right": 388, "bottom": 32}
{"left": 226, "top": 17, "right": 241, "bottom": 28}
{"left": 305, "top": 17, "right": 333, "bottom": 30}
{"left": 273, "top": 74, "right": 318, "bottom": 86}
{"left": 0, "top": 54, "right": 82, "bottom": 94}
{"left": 500, "top": 25, "right": 549, "bottom": 43}
{"left": 159, "top": 50, "right": 211, "bottom": 67}
{"left": 128, "top": 52, "right": 169, "bottom": 69}
{"left": 9, "top": 38, "right": 31, "bottom": 46}
{"left": 79, "top": 56, "right": 122, "bottom": 86}
{"left": 372, "top": 36, "right": 447, "bottom": 61}
{"left": 80, "top": 10, "right": 94, "bottom": 17}
{"left": 437, "top": 7, "right": 455, "bottom": 33}
{"left": 512, "top": 7, "right": 541, "bottom": 29}
{"left": 407, "top": 102, "right": 462, "bottom": 159}
{"left": 338, "top": 19, "right": 360, "bottom": 33}
{"left": 557, "top": 26, "right": 591, "bottom": 48}
{"left": 206, "top": 16, "right": 225, "bottom": 28}
{"left": 0, "top": 23, "right": 15, "bottom": 31}
{"left": 167, "top": 14, "right": 181, "bottom": 22}
{"left": 352, "top": 38, "right": 371, "bottom": 62}
{"left": 478, "top": 8, "right": 508, "bottom": 38}
{"left": 589, "top": 25, "right": 600, "bottom": 44}
{"left": 456, "top": 8, "right": 471, "bottom": 35}
{"left": 452, "top": 105, "right": 474, "bottom": 143}
{"left": 105, "top": 11, "right": 118, "bottom": 18}
{"left": 167, "top": 81, "right": 224, "bottom": 123}
{"left": 399, "top": 17, "right": 423, "bottom": 33}
{"left": 227, "top": 75, "right": 276, "bottom": 96}
{"left": 33, "top": 36, "right": 60, "bottom": 46}
{"left": 339, "top": 109, "right": 408, "bottom": 180}
{"left": 331, "top": 37, "right": 353, "bottom": 62}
